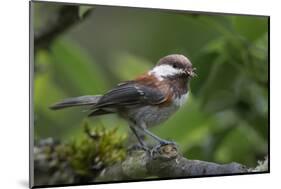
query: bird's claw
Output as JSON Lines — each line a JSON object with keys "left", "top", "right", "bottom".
{"left": 128, "top": 140, "right": 178, "bottom": 159}
{"left": 150, "top": 140, "right": 178, "bottom": 159}
{"left": 159, "top": 140, "right": 177, "bottom": 147}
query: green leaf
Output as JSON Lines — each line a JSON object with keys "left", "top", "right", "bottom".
{"left": 50, "top": 38, "right": 108, "bottom": 95}
{"left": 214, "top": 123, "right": 267, "bottom": 166}
{"left": 232, "top": 16, "right": 268, "bottom": 42}
{"left": 79, "top": 5, "right": 93, "bottom": 19}
{"left": 110, "top": 52, "right": 152, "bottom": 80}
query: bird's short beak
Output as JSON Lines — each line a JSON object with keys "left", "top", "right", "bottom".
{"left": 186, "top": 67, "right": 197, "bottom": 77}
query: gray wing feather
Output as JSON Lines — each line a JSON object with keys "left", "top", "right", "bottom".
{"left": 93, "top": 83, "right": 165, "bottom": 108}
{"left": 50, "top": 95, "right": 102, "bottom": 110}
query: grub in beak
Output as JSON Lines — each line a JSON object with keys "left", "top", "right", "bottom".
{"left": 186, "top": 67, "right": 197, "bottom": 77}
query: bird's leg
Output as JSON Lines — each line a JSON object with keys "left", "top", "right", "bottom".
{"left": 142, "top": 128, "right": 176, "bottom": 146}
{"left": 129, "top": 125, "right": 149, "bottom": 151}
{"left": 135, "top": 126, "right": 178, "bottom": 157}
{"left": 136, "top": 123, "right": 176, "bottom": 146}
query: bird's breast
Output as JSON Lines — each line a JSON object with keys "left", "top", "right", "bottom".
{"left": 173, "top": 92, "right": 189, "bottom": 107}
{"left": 124, "top": 74, "right": 189, "bottom": 128}
{"left": 128, "top": 92, "right": 189, "bottom": 128}
{"left": 128, "top": 104, "right": 179, "bottom": 128}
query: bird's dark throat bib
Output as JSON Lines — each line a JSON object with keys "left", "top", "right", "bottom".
{"left": 163, "top": 75, "right": 189, "bottom": 97}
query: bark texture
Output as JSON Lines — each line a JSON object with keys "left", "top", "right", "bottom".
{"left": 97, "top": 144, "right": 253, "bottom": 181}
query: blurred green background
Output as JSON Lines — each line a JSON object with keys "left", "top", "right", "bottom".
{"left": 33, "top": 2, "right": 268, "bottom": 167}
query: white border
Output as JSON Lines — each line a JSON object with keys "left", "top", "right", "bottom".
{"left": 1, "top": 0, "right": 279, "bottom": 189}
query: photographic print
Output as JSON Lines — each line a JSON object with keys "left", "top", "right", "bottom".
{"left": 30, "top": 1, "right": 269, "bottom": 188}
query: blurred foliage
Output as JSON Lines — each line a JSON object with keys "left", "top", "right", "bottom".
{"left": 79, "top": 5, "right": 94, "bottom": 19}
{"left": 33, "top": 1, "right": 268, "bottom": 174}
{"left": 34, "top": 123, "right": 126, "bottom": 185}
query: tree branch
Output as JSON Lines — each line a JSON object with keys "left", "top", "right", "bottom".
{"left": 34, "top": 5, "right": 93, "bottom": 50}
{"left": 33, "top": 127, "right": 268, "bottom": 185}
{"left": 97, "top": 144, "right": 264, "bottom": 181}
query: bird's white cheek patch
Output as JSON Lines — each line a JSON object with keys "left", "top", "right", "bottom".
{"left": 174, "top": 92, "right": 189, "bottom": 107}
{"left": 149, "top": 64, "right": 184, "bottom": 80}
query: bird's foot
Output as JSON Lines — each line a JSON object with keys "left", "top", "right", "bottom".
{"left": 159, "top": 140, "right": 177, "bottom": 146}
{"left": 150, "top": 140, "right": 179, "bottom": 159}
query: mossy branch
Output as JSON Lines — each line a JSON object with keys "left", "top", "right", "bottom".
{"left": 97, "top": 144, "right": 268, "bottom": 181}
{"left": 34, "top": 124, "right": 268, "bottom": 186}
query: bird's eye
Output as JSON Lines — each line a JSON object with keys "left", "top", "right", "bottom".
{"left": 172, "top": 64, "right": 177, "bottom": 68}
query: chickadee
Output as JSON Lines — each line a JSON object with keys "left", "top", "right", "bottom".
{"left": 50, "top": 54, "right": 196, "bottom": 148}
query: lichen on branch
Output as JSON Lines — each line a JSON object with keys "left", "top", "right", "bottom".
{"left": 33, "top": 122, "right": 268, "bottom": 186}
{"left": 34, "top": 122, "right": 127, "bottom": 185}
{"left": 97, "top": 144, "right": 251, "bottom": 181}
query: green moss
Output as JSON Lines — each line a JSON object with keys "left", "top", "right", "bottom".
{"left": 34, "top": 122, "right": 127, "bottom": 185}
{"left": 66, "top": 122, "right": 127, "bottom": 176}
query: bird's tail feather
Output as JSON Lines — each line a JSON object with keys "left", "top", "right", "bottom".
{"left": 49, "top": 95, "right": 102, "bottom": 110}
